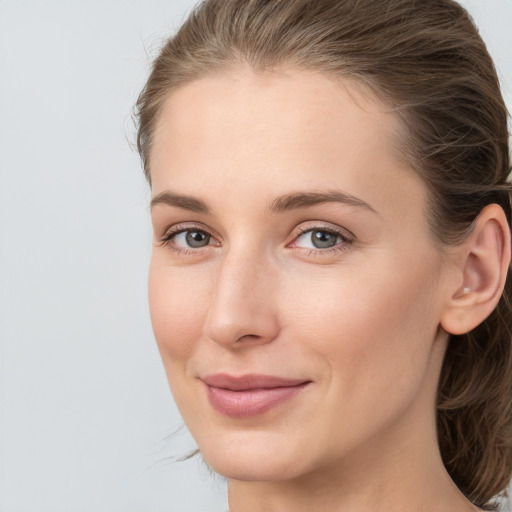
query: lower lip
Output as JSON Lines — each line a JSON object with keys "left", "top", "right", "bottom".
{"left": 205, "top": 383, "right": 310, "bottom": 418}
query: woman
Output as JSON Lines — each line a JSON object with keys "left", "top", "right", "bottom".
{"left": 135, "top": 0, "right": 512, "bottom": 510}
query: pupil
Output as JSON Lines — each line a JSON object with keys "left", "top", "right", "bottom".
{"left": 186, "top": 231, "right": 210, "bottom": 248}
{"left": 312, "top": 230, "right": 337, "bottom": 248}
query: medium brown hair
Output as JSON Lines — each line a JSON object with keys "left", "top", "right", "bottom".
{"left": 135, "top": 0, "right": 512, "bottom": 508}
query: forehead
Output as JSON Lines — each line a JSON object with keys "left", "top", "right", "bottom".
{"left": 149, "top": 68, "right": 427, "bottom": 226}
{"left": 151, "top": 69, "right": 398, "bottom": 168}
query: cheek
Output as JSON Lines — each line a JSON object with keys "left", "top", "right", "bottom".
{"left": 284, "top": 255, "right": 441, "bottom": 395}
{"left": 148, "top": 258, "right": 211, "bottom": 362}
{"left": 275, "top": 258, "right": 443, "bottom": 458}
{"left": 148, "top": 258, "right": 220, "bottom": 430}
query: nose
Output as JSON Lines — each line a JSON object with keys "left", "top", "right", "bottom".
{"left": 203, "top": 250, "right": 280, "bottom": 349}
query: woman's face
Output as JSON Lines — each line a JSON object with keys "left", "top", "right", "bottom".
{"left": 148, "top": 70, "right": 453, "bottom": 482}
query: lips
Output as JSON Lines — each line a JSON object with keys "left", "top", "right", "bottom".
{"left": 201, "top": 373, "right": 311, "bottom": 418}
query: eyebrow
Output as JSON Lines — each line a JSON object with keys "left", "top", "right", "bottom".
{"left": 270, "top": 191, "right": 378, "bottom": 215}
{"left": 150, "top": 189, "right": 378, "bottom": 215}
{"left": 150, "top": 191, "right": 210, "bottom": 214}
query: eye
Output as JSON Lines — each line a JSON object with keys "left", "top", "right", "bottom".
{"left": 294, "top": 229, "right": 342, "bottom": 249}
{"left": 159, "top": 224, "right": 219, "bottom": 252}
{"left": 289, "top": 225, "right": 354, "bottom": 253}
{"left": 173, "top": 229, "right": 211, "bottom": 248}
{"left": 302, "top": 229, "right": 340, "bottom": 249}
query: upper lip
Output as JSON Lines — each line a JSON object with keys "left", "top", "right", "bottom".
{"left": 201, "top": 373, "right": 310, "bottom": 391}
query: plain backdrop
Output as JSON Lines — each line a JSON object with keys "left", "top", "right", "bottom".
{"left": 0, "top": 1, "right": 511, "bottom": 511}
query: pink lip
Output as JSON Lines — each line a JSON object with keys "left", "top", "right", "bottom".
{"left": 202, "top": 374, "right": 311, "bottom": 418}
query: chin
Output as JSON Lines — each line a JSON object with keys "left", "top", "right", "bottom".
{"left": 197, "top": 430, "right": 312, "bottom": 482}
{"left": 206, "top": 456, "right": 304, "bottom": 482}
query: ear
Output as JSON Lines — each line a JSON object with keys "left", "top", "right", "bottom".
{"left": 440, "top": 204, "right": 511, "bottom": 335}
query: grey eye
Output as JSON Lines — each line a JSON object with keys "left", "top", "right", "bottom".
{"left": 185, "top": 230, "right": 211, "bottom": 247}
{"left": 311, "top": 230, "right": 338, "bottom": 248}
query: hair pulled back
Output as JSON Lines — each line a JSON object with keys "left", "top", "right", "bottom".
{"left": 136, "top": 0, "right": 512, "bottom": 508}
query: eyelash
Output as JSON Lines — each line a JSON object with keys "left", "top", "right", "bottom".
{"left": 159, "top": 223, "right": 218, "bottom": 256}
{"left": 290, "top": 225, "right": 354, "bottom": 256}
{"left": 158, "top": 222, "right": 355, "bottom": 257}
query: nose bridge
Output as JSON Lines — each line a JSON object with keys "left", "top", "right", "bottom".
{"left": 204, "top": 242, "right": 279, "bottom": 348}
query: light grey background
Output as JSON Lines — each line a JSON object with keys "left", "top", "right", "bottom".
{"left": 0, "top": 1, "right": 510, "bottom": 511}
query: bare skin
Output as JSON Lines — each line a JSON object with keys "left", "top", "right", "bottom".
{"left": 148, "top": 68, "right": 507, "bottom": 512}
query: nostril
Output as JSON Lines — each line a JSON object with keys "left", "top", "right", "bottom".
{"left": 234, "top": 333, "right": 265, "bottom": 344}
{"left": 205, "top": 315, "right": 280, "bottom": 349}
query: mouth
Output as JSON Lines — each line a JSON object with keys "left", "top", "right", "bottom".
{"left": 201, "top": 373, "right": 311, "bottom": 418}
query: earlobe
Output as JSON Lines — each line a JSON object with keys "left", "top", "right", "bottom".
{"left": 440, "top": 204, "right": 511, "bottom": 336}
